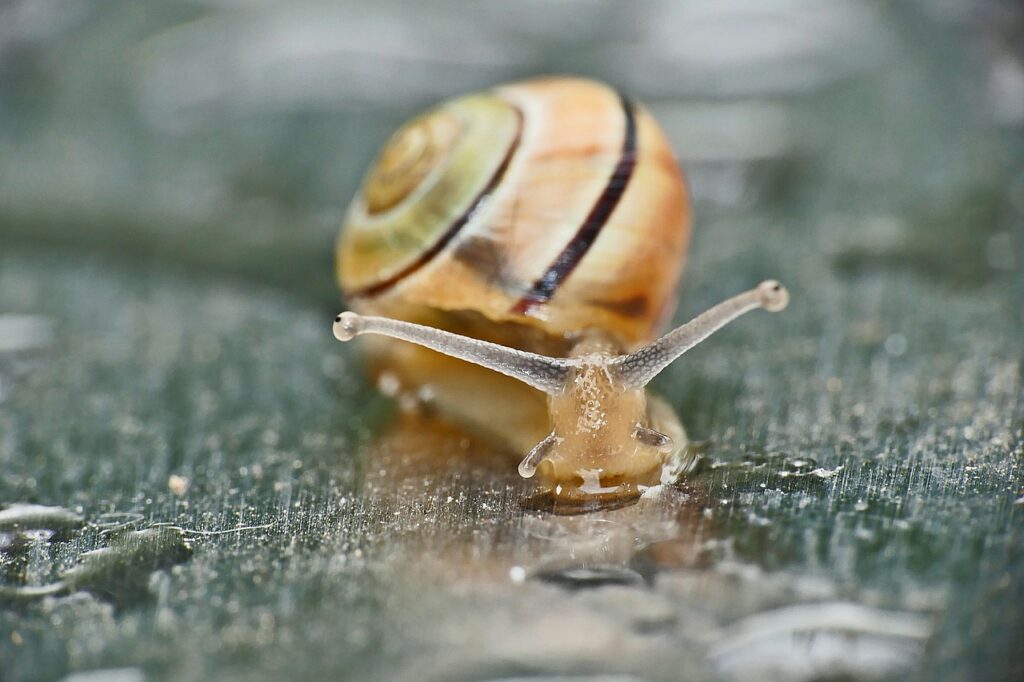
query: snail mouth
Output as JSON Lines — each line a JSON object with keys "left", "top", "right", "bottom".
{"left": 519, "top": 484, "right": 642, "bottom": 515}
{"left": 519, "top": 469, "right": 660, "bottom": 515}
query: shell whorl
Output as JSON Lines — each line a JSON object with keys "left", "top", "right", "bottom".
{"left": 362, "top": 108, "right": 462, "bottom": 215}
{"left": 339, "top": 93, "right": 522, "bottom": 299}
{"left": 337, "top": 76, "right": 691, "bottom": 349}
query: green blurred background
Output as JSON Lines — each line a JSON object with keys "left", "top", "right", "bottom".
{"left": 1, "top": 1, "right": 1022, "bottom": 681}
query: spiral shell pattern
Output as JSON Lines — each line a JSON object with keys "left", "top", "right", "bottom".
{"left": 337, "top": 76, "right": 691, "bottom": 349}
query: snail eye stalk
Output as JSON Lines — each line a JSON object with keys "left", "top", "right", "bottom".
{"left": 609, "top": 280, "right": 789, "bottom": 388}
{"left": 333, "top": 280, "right": 788, "bottom": 397}
{"left": 332, "top": 312, "right": 572, "bottom": 395}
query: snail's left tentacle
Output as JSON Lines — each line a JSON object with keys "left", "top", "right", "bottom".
{"left": 632, "top": 425, "right": 675, "bottom": 453}
{"left": 518, "top": 432, "right": 560, "bottom": 479}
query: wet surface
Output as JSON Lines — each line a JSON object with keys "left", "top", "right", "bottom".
{"left": 2, "top": 1, "right": 1024, "bottom": 681}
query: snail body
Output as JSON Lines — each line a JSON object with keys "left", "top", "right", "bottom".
{"left": 334, "top": 76, "right": 787, "bottom": 500}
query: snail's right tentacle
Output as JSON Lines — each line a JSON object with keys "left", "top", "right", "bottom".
{"left": 333, "top": 312, "right": 573, "bottom": 395}
{"left": 611, "top": 281, "right": 789, "bottom": 389}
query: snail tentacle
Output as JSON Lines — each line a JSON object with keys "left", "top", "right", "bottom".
{"left": 610, "top": 280, "right": 789, "bottom": 389}
{"left": 633, "top": 425, "right": 675, "bottom": 453}
{"left": 518, "top": 432, "right": 560, "bottom": 478}
{"left": 333, "top": 312, "right": 572, "bottom": 395}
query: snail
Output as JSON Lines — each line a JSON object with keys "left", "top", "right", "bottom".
{"left": 332, "top": 76, "right": 788, "bottom": 502}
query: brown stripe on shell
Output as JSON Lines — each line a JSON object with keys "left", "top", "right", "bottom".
{"left": 512, "top": 92, "right": 638, "bottom": 314}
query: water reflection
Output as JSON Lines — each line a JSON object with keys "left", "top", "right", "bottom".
{"left": 711, "top": 602, "right": 930, "bottom": 681}
{"left": 356, "top": 413, "right": 930, "bottom": 681}
{"left": 0, "top": 523, "right": 192, "bottom": 607}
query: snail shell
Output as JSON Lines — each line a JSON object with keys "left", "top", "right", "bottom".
{"left": 336, "top": 77, "right": 691, "bottom": 456}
